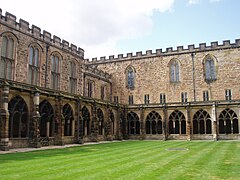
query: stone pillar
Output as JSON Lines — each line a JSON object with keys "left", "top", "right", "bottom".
{"left": 55, "top": 96, "right": 65, "bottom": 145}
{"left": 76, "top": 99, "right": 83, "bottom": 144}
{"left": 140, "top": 106, "right": 145, "bottom": 140}
{"left": 186, "top": 105, "right": 192, "bottom": 141}
{"left": 211, "top": 103, "right": 218, "bottom": 141}
{"left": 91, "top": 101, "right": 98, "bottom": 142}
{"left": 0, "top": 84, "right": 10, "bottom": 151}
{"left": 163, "top": 106, "right": 168, "bottom": 141}
{"left": 30, "top": 92, "right": 41, "bottom": 148}
{"left": 115, "top": 106, "right": 121, "bottom": 140}
{"left": 46, "top": 122, "right": 50, "bottom": 137}
{"left": 123, "top": 106, "right": 128, "bottom": 140}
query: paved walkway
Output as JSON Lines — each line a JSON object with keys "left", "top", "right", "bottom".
{"left": 0, "top": 141, "right": 122, "bottom": 154}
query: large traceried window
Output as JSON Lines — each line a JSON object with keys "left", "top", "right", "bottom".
{"left": 51, "top": 54, "right": 60, "bottom": 90}
{"left": 28, "top": 46, "right": 40, "bottom": 85}
{"left": 0, "top": 35, "right": 15, "bottom": 80}
{"left": 204, "top": 55, "right": 217, "bottom": 82}
{"left": 126, "top": 66, "right": 135, "bottom": 89}
{"left": 69, "top": 61, "right": 77, "bottom": 94}
{"left": 169, "top": 59, "right": 180, "bottom": 82}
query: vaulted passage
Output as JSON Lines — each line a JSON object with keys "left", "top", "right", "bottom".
{"left": 169, "top": 110, "right": 186, "bottom": 134}
{"left": 39, "top": 100, "right": 54, "bottom": 137}
{"left": 97, "top": 108, "right": 104, "bottom": 135}
{"left": 8, "top": 96, "right": 28, "bottom": 138}
{"left": 82, "top": 106, "right": 91, "bottom": 136}
{"left": 218, "top": 108, "right": 239, "bottom": 134}
{"left": 146, "top": 111, "right": 162, "bottom": 134}
{"left": 193, "top": 110, "right": 212, "bottom": 134}
{"left": 63, "top": 104, "right": 74, "bottom": 136}
{"left": 127, "top": 112, "right": 140, "bottom": 135}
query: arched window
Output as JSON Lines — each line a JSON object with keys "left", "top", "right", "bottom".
{"left": 28, "top": 46, "right": 40, "bottom": 85}
{"left": 51, "top": 54, "right": 60, "bottom": 90}
{"left": 82, "top": 106, "right": 91, "bottom": 136}
{"left": 169, "top": 110, "right": 186, "bottom": 134}
{"left": 126, "top": 66, "right": 135, "bottom": 89}
{"left": 145, "top": 111, "right": 162, "bottom": 135}
{"left": 204, "top": 55, "right": 217, "bottom": 82}
{"left": 69, "top": 61, "right": 77, "bottom": 93}
{"left": 0, "top": 35, "right": 15, "bottom": 80}
{"left": 63, "top": 104, "right": 74, "bottom": 136}
{"left": 97, "top": 108, "right": 104, "bottom": 135}
{"left": 192, "top": 110, "right": 212, "bottom": 134}
{"left": 8, "top": 96, "right": 28, "bottom": 138}
{"left": 169, "top": 59, "right": 180, "bottom": 82}
{"left": 127, "top": 112, "right": 140, "bottom": 135}
{"left": 218, "top": 108, "right": 239, "bottom": 134}
{"left": 39, "top": 100, "right": 54, "bottom": 137}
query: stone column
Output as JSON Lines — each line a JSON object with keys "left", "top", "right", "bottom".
{"left": 76, "top": 99, "right": 83, "bottom": 144}
{"left": 91, "top": 101, "right": 98, "bottom": 142}
{"left": 140, "top": 106, "right": 145, "bottom": 140}
{"left": 30, "top": 92, "right": 41, "bottom": 148}
{"left": 186, "top": 104, "right": 192, "bottom": 141}
{"left": 163, "top": 106, "right": 168, "bottom": 141}
{"left": 211, "top": 103, "right": 218, "bottom": 141}
{"left": 55, "top": 96, "right": 65, "bottom": 145}
{"left": 0, "top": 84, "right": 10, "bottom": 151}
{"left": 123, "top": 106, "right": 128, "bottom": 140}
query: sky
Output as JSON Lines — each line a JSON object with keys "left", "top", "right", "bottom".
{"left": 0, "top": 0, "right": 239, "bottom": 59}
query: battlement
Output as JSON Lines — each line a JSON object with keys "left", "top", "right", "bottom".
{"left": 85, "top": 38, "right": 240, "bottom": 64}
{"left": 84, "top": 65, "right": 111, "bottom": 81}
{"left": 0, "top": 9, "right": 84, "bottom": 59}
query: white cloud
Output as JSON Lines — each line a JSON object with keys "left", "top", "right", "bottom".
{"left": 0, "top": 0, "right": 174, "bottom": 58}
{"left": 187, "top": 0, "right": 200, "bottom": 6}
{"left": 209, "top": 0, "right": 221, "bottom": 3}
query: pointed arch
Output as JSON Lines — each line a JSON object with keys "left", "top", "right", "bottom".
{"left": 218, "top": 108, "right": 239, "bottom": 134}
{"left": 193, "top": 109, "right": 212, "bottom": 134}
{"left": 127, "top": 111, "right": 140, "bottom": 135}
{"left": 125, "top": 65, "right": 136, "bottom": 89}
{"left": 8, "top": 96, "right": 28, "bottom": 138}
{"left": 168, "top": 58, "right": 180, "bottom": 83}
{"left": 39, "top": 100, "right": 54, "bottom": 137}
{"left": 203, "top": 54, "right": 217, "bottom": 82}
{"left": 82, "top": 106, "right": 91, "bottom": 136}
{"left": 169, "top": 110, "right": 186, "bottom": 134}
{"left": 145, "top": 111, "right": 162, "bottom": 135}
{"left": 97, "top": 108, "right": 104, "bottom": 135}
{"left": 63, "top": 103, "right": 74, "bottom": 136}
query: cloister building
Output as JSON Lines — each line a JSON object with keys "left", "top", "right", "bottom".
{"left": 0, "top": 9, "right": 240, "bottom": 151}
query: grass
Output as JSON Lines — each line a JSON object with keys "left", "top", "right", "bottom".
{"left": 0, "top": 141, "right": 239, "bottom": 180}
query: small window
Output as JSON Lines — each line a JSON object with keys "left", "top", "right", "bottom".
{"left": 114, "top": 96, "right": 119, "bottom": 103}
{"left": 225, "top": 89, "right": 232, "bottom": 100}
{"left": 87, "top": 81, "right": 93, "bottom": 98}
{"left": 101, "top": 86, "right": 105, "bottom": 100}
{"left": 129, "top": 95, "right": 134, "bottom": 105}
{"left": 144, "top": 94, "right": 150, "bottom": 104}
{"left": 69, "top": 62, "right": 77, "bottom": 94}
{"left": 203, "top": 91, "right": 209, "bottom": 101}
{"left": 51, "top": 54, "right": 60, "bottom": 90}
{"left": 160, "top": 93, "right": 166, "bottom": 104}
{"left": 181, "top": 92, "right": 188, "bottom": 103}
{"left": 28, "top": 46, "right": 40, "bottom": 85}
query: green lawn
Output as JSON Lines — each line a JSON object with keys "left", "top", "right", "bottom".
{"left": 0, "top": 141, "right": 239, "bottom": 180}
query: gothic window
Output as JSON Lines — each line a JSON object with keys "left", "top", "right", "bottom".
{"left": 218, "top": 108, "right": 239, "bottom": 134}
{"left": 82, "top": 106, "right": 91, "bottom": 136}
{"left": 97, "top": 108, "right": 104, "bottom": 135}
{"left": 8, "top": 96, "right": 28, "bottom": 138}
{"left": 28, "top": 46, "right": 40, "bottom": 85}
{"left": 69, "top": 61, "right": 77, "bottom": 94}
{"left": 193, "top": 110, "right": 212, "bottom": 134}
{"left": 63, "top": 104, "right": 74, "bottom": 136}
{"left": 39, "top": 100, "right": 54, "bottom": 137}
{"left": 169, "top": 110, "right": 186, "bottom": 134}
{"left": 51, "top": 54, "right": 60, "bottom": 90}
{"left": 204, "top": 55, "right": 217, "bottom": 82}
{"left": 145, "top": 111, "right": 162, "bottom": 135}
{"left": 127, "top": 112, "right": 140, "bottom": 135}
{"left": 169, "top": 59, "right": 180, "bottom": 82}
{"left": 87, "top": 81, "right": 93, "bottom": 98}
{"left": 126, "top": 66, "right": 135, "bottom": 89}
{"left": 0, "top": 35, "right": 15, "bottom": 80}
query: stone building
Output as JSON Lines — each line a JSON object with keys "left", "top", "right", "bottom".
{"left": 0, "top": 9, "right": 240, "bottom": 150}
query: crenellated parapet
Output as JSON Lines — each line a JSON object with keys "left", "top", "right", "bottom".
{"left": 0, "top": 9, "right": 84, "bottom": 59}
{"left": 85, "top": 38, "right": 240, "bottom": 64}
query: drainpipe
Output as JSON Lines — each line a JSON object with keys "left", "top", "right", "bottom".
{"left": 191, "top": 53, "right": 196, "bottom": 102}
{"left": 45, "top": 44, "right": 49, "bottom": 88}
